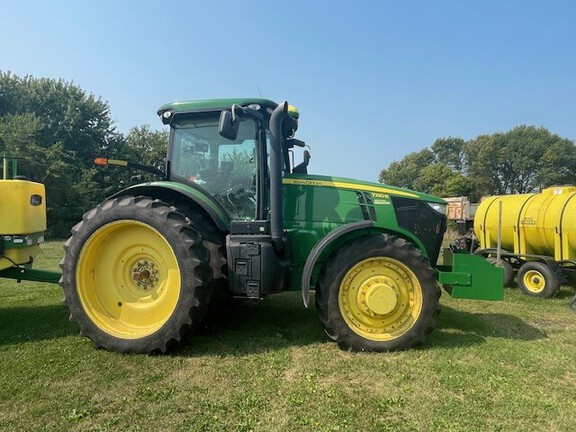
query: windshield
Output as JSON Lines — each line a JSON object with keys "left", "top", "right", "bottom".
{"left": 170, "top": 115, "right": 259, "bottom": 220}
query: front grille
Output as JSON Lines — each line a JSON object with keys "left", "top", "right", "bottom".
{"left": 391, "top": 196, "right": 446, "bottom": 264}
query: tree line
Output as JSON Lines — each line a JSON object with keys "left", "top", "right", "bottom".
{"left": 0, "top": 72, "right": 168, "bottom": 237}
{"left": 379, "top": 126, "right": 576, "bottom": 202}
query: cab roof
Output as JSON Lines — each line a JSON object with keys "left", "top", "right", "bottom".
{"left": 157, "top": 98, "right": 278, "bottom": 118}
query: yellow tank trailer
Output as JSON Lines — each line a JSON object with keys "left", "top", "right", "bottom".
{"left": 474, "top": 186, "right": 576, "bottom": 298}
{"left": 0, "top": 158, "right": 59, "bottom": 283}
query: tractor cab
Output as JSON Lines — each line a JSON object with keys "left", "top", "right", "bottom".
{"left": 158, "top": 99, "right": 308, "bottom": 222}
{"left": 168, "top": 112, "right": 259, "bottom": 220}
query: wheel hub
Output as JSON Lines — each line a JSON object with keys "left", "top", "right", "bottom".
{"left": 361, "top": 277, "right": 398, "bottom": 315}
{"left": 131, "top": 260, "right": 158, "bottom": 290}
{"left": 524, "top": 270, "right": 545, "bottom": 292}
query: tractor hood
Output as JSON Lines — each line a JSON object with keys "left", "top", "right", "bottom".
{"left": 282, "top": 173, "right": 447, "bottom": 206}
{"left": 282, "top": 173, "right": 448, "bottom": 264}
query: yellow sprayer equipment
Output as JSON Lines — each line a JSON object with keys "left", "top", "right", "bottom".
{"left": 0, "top": 157, "right": 59, "bottom": 284}
{"left": 474, "top": 186, "right": 576, "bottom": 298}
{"left": 0, "top": 168, "right": 47, "bottom": 271}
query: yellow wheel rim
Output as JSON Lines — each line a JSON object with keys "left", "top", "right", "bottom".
{"left": 338, "top": 257, "right": 423, "bottom": 341}
{"left": 523, "top": 270, "right": 545, "bottom": 294}
{"left": 76, "top": 220, "right": 181, "bottom": 339}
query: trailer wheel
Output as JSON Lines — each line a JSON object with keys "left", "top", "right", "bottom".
{"left": 486, "top": 257, "right": 515, "bottom": 287}
{"left": 517, "top": 261, "right": 559, "bottom": 298}
{"left": 315, "top": 234, "right": 440, "bottom": 352}
{"left": 60, "top": 196, "right": 212, "bottom": 353}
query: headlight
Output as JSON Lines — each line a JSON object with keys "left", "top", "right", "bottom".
{"left": 427, "top": 202, "right": 447, "bottom": 215}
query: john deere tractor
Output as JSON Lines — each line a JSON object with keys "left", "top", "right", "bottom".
{"left": 55, "top": 99, "right": 502, "bottom": 353}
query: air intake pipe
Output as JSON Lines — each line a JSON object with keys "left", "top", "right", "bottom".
{"left": 268, "top": 102, "right": 295, "bottom": 253}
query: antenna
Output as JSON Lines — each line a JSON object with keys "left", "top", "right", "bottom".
{"left": 257, "top": 85, "right": 263, "bottom": 98}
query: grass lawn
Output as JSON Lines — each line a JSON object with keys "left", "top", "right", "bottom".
{"left": 0, "top": 241, "right": 575, "bottom": 432}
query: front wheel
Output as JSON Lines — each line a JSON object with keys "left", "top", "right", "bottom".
{"left": 60, "top": 196, "right": 212, "bottom": 353}
{"left": 315, "top": 234, "right": 440, "bottom": 352}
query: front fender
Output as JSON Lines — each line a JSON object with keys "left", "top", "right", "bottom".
{"left": 301, "top": 220, "right": 374, "bottom": 307}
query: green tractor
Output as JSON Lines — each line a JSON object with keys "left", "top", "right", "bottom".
{"left": 53, "top": 99, "right": 501, "bottom": 353}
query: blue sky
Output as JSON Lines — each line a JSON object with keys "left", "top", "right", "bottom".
{"left": 1, "top": 1, "right": 574, "bottom": 182}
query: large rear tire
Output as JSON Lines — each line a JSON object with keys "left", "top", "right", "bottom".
{"left": 60, "top": 196, "right": 212, "bottom": 353}
{"left": 181, "top": 207, "right": 230, "bottom": 309}
{"left": 315, "top": 234, "right": 440, "bottom": 352}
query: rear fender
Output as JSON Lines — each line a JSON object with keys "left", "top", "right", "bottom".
{"left": 108, "top": 182, "right": 231, "bottom": 232}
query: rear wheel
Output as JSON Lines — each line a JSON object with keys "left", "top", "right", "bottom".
{"left": 316, "top": 234, "right": 440, "bottom": 351}
{"left": 517, "top": 261, "right": 559, "bottom": 298}
{"left": 60, "top": 196, "right": 212, "bottom": 353}
{"left": 184, "top": 206, "right": 232, "bottom": 308}
{"left": 175, "top": 204, "right": 231, "bottom": 314}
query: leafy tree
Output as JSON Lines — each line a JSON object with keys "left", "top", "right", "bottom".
{"left": 379, "top": 125, "right": 576, "bottom": 200}
{"left": 0, "top": 72, "right": 176, "bottom": 237}
{"left": 123, "top": 125, "right": 168, "bottom": 172}
{"left": 378, "top": 148, "right": 434, "bottom": 189}
{"left": 90, "top": 126, "right": 169, "bottom": 195}
{"left": 379, "top": 145, "right": 474, "bottom": 198}
{"left": 431, "top": 137, "right": 466, "bottom": 172}
{"left": 443, "top": 173, "right": 477, "bottom": 199}
{"left": 413, "top": 163, "right": 476, "bottom": 198}
{"left": 0, "top": 72, "right": 114, "bottom": 160}
{"left": 531, "top": 132, "right": 576, "bottom": 189}
{"left": 465, "top": 126, "right": 576, "bottom": 196}
{"left": 0, "top": 113, "right": 41, "bottom": 156}
{"left": 0, "top": 72, "right": 119, "bottom": 236}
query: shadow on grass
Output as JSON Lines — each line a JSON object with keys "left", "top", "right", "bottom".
{"left": 552, "top": 287, "right": 576, "bottom": 300}
{"left": 182, "top": 292, "right": 328, "bottom": 357}
{"left": 0, "top": 304, "right": 77, "bottom": 346}
{"left": 0, "top": 292, "right": 327, "bottom": 354}
{"left": 0, "top": 293, "right": 548, "bottom": 355}
{"left": 183, "top": 294, "right": 549, "bottom": 356}
{"left": 428, "top": 305, "right": 547, "bottom": 349}
{"left": 506, "top": 284, "right": 575, "bottom": 300}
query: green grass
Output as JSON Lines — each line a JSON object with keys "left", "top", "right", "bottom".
{"left": 1, "top": 241, "right": 575, "bottom": 431}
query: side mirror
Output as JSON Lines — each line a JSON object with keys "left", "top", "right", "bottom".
{"left": 303, "top": 149, "right": 311, "bottom": 165}
{"left": 292, "top": 149, "right": 311, "bottom": 175}
{"left": 219, "top": 111, "right": 239, "bottom": 141}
